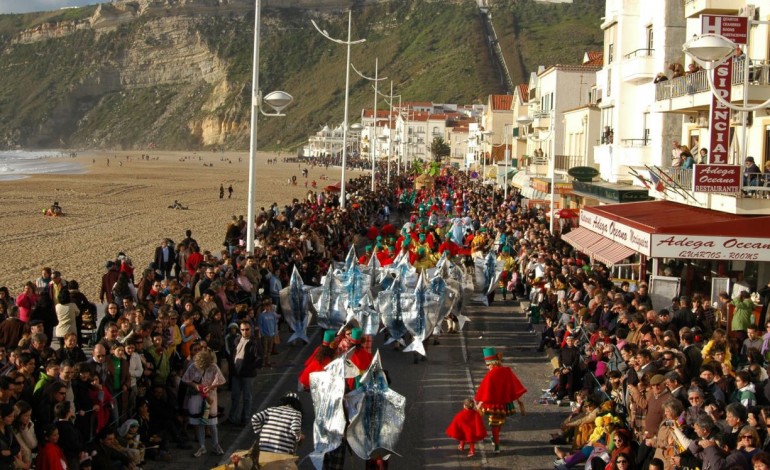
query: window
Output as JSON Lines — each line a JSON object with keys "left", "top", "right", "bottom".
{"left": 643, "top": 112, "right": 650, "bottom": 145}
{"left": 646, "top": 25, "right": 653, "bottom": 53}
{"left": 608, "top": 43, "right": 614, "bottom": 63}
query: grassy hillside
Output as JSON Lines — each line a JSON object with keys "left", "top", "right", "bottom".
{"left": 493, "top": 0, "right": 605, "bottom": 85}
{"left": 0, "top": 0, "right": 603, "bottom": 150}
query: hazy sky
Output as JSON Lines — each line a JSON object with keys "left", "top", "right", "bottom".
{"left": 0, "top": 0, "right": 96, "bottom": 14}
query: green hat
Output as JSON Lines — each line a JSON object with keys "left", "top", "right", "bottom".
{"left": 502, "top": 245, "right": 510, "bottom": 253}
{"left": 418, "top": 247, "right": 426, "bottom": 256}
{"left": 323, "top": 330, "right": 336, "bottom": 345}
{"left": 483, "top": 347, "right": 499, "bottom": 363}
{"left": 351, "top": 328, "right": 363, "bottom": 344}
{"left": 479, "top": 227, "right": 487, "bottom": 233}
{"left": 376, "top": 235, "right": 382, "bottom": 241}
{"left": 419, "top": 233, "right": 426, "bottom": 241}
{"left": 365, "top": 244, "right": 373, "bottom": 252}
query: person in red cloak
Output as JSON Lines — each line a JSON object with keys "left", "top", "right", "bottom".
{"left": 446, "top": 398, "right": 487, "bottom": 457}
{"left": 474, "top": 347, "right": 527, "bottom": 453}
{"left": 346, "top": 328, "right": 373, "bottom": 390}
{"left": 298, "top": 330, "right": 337, "bottom": 391}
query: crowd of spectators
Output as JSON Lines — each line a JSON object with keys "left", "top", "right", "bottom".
{"left": 0, "top": 165, "right": 406, "bottom": 470}
{"left": 6, "top": 157, "right": 770, "bottom": 470}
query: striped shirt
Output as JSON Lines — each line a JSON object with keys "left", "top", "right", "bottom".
{"left": 251, "top": 405, "right": 302, "bottom": 454}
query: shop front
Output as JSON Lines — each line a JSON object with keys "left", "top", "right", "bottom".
{"left": 571, "top": 200, "right": 770, "bottom": 297}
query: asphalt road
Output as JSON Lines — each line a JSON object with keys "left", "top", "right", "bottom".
{"left": 147, "top": 297, "right": 567, "bottom": 470}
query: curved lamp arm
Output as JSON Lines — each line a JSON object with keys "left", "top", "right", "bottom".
{"left": 310, "top": 19, "right": 366, "bottom": 46}
{"left": 351, "top": 63, "right": 388, "bottom": 82}
{"left": 706, "top": 70, "right": 770, "bottom": 112}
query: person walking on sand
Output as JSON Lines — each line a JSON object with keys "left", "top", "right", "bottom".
{"left": 228, "top": 185, "right": 233, "bottom": 199}
{"left": 219, "top": 184, "right": 225, "bottom": 199}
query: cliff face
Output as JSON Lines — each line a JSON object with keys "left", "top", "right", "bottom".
{"left": 0, "top": 0, "right": 602, "bottom": 150}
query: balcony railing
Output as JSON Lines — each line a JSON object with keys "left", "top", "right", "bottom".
{"left": 655, "top": 56, "right": 770, "bottom": 101}
{"left": 623, "top": 48, "right": 653, "bottom": 60}
{"left": 554, "top": 155, "right": 585, "bottom": 172}
{"left": 620, "top": 138, "right": 650, "bottom": 147}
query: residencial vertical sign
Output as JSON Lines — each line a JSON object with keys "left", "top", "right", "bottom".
{"left": 702, "top": 14, "right": 744, "bottom": 165}
{"left": 708, "top": 59, "right": 732, "bottom": 164}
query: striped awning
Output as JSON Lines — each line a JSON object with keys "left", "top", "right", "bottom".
{"left": 562, "top": 227, "right": 636, "bottom": 266}
{"left": 591, "top": 237, "right": 637, "bottom": 266}
{"left": 561, "top": 227, "right": 602, "bottom": 253}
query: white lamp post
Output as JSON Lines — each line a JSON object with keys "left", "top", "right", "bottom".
{"left": 246, "top": 0, "right": 294, "bottom": 254}
{"left": 349, "top": 122, "right": 364, "bottom": 158}
{"left": 518, "top": 112, "right": 556, "bottom": 234}
{"left": 683, "top": 28, "right": 770, "bottom": 171}
{"left": 352, "top": 59, "right": 387, "bottom": 192}
{"left": 503, "top": 123, "right": 510, "bottom": 199}
{"left": 481, "top": 130, "right": 493, "bottom": 184}
{"left": 312, "top": 11, "right": 366, "bottom": 208}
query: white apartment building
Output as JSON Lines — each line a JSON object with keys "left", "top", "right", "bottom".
{"left": 592, "top": 0, "right": 685, "bottom": 184}
{"left": 518, "top": 61, "right": 600, "bottom": 183}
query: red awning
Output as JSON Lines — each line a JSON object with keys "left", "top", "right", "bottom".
{"left": 581, "top": 200, "right": 770, "bottom": 237}
{"left": 580, "top": 201, "right": 770, "bottom": 261}
{"left": 562, "top": 227, "right": 635, "bottom": 266}
{"left": 592, "top": 238, "right": 636, "bottom": 266}
{"left": 561, "top": 227, "right": 602, "bottom": 253}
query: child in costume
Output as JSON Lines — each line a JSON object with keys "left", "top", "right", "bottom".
{"left": 446, "top": 398, "right": 487, "bottom": 457}
{"left": 474, "top": 347, "right": 527, "bottom": 453}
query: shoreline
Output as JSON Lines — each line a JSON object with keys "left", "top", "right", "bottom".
{"left": 0, "top": 150, "right": 365, "bottom": 301}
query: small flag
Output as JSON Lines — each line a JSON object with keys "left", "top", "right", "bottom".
{"left": 633, "top": 172, "right": 650, "bottom": 189}
{"left": 649, "top": 172, "right": 665, "bottom": 192}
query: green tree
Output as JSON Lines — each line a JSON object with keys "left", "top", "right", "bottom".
{"left": 430, "top": 136, "right": 451, "bottom": 163}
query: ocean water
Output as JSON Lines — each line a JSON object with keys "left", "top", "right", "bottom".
{"left": 0, "top": 150, "right": 87, "bottom": 181}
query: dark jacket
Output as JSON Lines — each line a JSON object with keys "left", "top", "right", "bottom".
{"left": 232, "top": 337, "right": 260, "bottom": 378}
{"left": 55, "top": 419, "right": 84, "bottom": 459}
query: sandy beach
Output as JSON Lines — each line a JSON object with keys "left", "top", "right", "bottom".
{"left": 0, "top": 150, "right": 364, "bottom": 300}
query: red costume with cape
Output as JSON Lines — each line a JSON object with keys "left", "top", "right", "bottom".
{"left": 445, "top": 408, "right": 488, "bottom": 443}
{"left": 474, "top": 365, "right": 527, "bottom": 417}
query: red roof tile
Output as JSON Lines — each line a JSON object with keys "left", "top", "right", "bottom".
{"left": 584, "top": 51, "right": 603, "bottom": 66}
{"left": 491, "top": 94, "right": 513, "bottom": 111}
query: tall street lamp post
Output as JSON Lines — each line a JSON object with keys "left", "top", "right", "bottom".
{"left": 246, "top": 0, "right": 294, "bottom": 254}
{"left": 312, "top": 11, "right": 365, "bottom": 207}
{"left": 518, "top": 112, "right": 555, "bottom": 233}
{"left": 352, "top": 59, "right": 387, "bottom": 192}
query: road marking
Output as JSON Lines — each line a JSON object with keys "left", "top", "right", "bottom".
{"left": 460, "top": 308, "right": 488, "bottom": 467}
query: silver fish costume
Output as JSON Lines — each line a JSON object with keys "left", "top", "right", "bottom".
{"left": 402, "top": 273, "right": 441, "bottom": 356}
{"left": 308, "top": 353, "right": 351, "bottom": 469}
{"left": 376, "top": 273, "right": 409, "bottom": 346}
{"left": 473, "top": 251, "right": 504, "bottom": 305}
{"left": 279, "top": 266, "right": 312, "bottom": 344}
{"left": 345, "top": 351, "right": 405, "bottom": 461}
{"left": 310, "top": 266, "right": 347, "bottom": 329}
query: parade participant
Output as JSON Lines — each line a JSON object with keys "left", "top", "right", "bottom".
{"left": 298, "top": 330, "right": 336, "bottom": 391}
{"left": 250, "top": 392, "right": 303, "bottom": 456}
{"left": 446, "top": 398, "right": 487, "bottom": 457}
{"left": 474, "top": 347, "right": 527, "bottom": 453}
{"left": 347, "top": 328, "right": 373, "bottom": 390}
{"left": 497, "top": 246, "right": 516, "bottom": 301}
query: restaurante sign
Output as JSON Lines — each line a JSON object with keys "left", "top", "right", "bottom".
{"left": 692, "top": 164, "right": 741, "bottom": 193}
{"left": 652, "top": 234, "right": 770, "bottom": 262}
